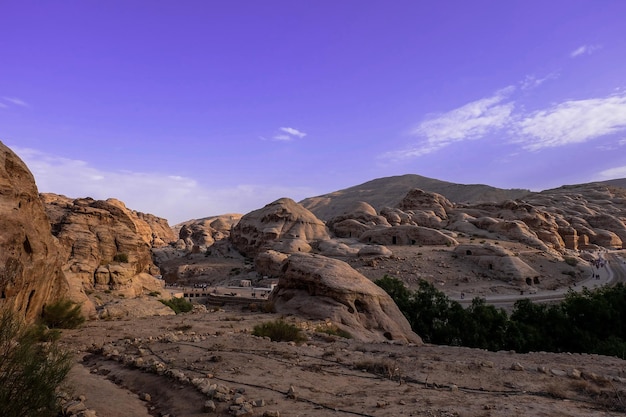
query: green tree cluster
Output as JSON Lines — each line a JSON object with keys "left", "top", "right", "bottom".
{"left": 376, "top": 275, "right": 626, "bottom": 358}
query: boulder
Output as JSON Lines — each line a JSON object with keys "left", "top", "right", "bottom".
{"left": 269, "top": 253, "right": 422, "bottom": 344}
{"left": 317, "top": 239, "right": 362, "bottom": 257}
{"left": 255, "top": 250, "right": 289, "bottom": 277}
{"left": 230, "top": 198, "right": 330, "bottom": 257}
{"left": 357, "top": 245, "right": 393, "bottom": 257}
{"left": 0, "top": 141, "right": 70, "bottom": 321}
{"left": 397, "top": 188, "right": 453, "bottom": 220}
{"left": 326, "top": 202, "right": 390, "bottom": 239}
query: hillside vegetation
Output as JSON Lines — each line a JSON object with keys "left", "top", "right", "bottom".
{"left": 377, "top": 275, "right": 626, "bottom": 358}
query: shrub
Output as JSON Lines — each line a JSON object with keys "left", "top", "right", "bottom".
{"left": 42, "top": 299, "right": 85, "bottom": 329}
{"left": 148, "top": 291, "right": 161, "bottom": 297}
{"left": 160, "top": 297, "right": 193, "bottom": 314}
{"left": 315, "top": 324, "right": 352, "bottom": 339}
{"left": 252, "top": 320, "right": 306, "bottom": 343}
{"left": 354, "top": 359, "right": 399, "bottom": 379}
{"left": 261, "top": 301, "right": 276, "bottom": 313}
{"left": 0, "top": 310, "right": 73, "bottom": 417}
{"left": 564, "top": 256, "right": 579, "bottom": 267}
{"left": 113, "top": 253, "right": 129, "bottom": 263}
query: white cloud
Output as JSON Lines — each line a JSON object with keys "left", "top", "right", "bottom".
{"left": 596, "top": 165, "right": 626, "bottom": 179}
{"left": 515, "top": 93, "right": 626, "bottom": 150}
{"left": 385, "top": 87, "right": 515, "bottom": 159}
{"left": 570, "top": 44, "right": 601, "bottom": 58}
{"left": 520, "top": 73, "right": 558, "bottom": 90}
{"left": 2, "top": 96, "right": 29, "bottom": 107}
{"left": 263, "top": 126, "right": 307, "bottom": 141}
{"left": 385, "top": 84, "right": 626, "bottom": 160}
{"left": 10, "top": 146, "right": 317, "bottom": 224}
{"left": 280, "top": 127, "right": 306, "bottom": 138}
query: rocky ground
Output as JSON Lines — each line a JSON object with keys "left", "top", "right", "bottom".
{"left": 61, "top": 306, "right": 626, "bottom": 417}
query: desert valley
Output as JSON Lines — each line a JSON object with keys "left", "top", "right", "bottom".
{"left": 3, "top": 139, "right": 626, "bottom": 417}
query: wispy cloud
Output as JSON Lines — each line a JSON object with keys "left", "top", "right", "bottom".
{"left": 596, "top": 165, "right": 626, "bottom": 180}
{"left": 279, "top": 127, "right": 306, "bottom": 138}
{"left": 385, "top": 87, "right": 515, "bottom": 159}
{"left": 386, "top": 83, "right": 626, "bottom": 160}
{"left": 515, "top": 93, "right": 626, "bottom": 150}
{"left": 11, "top": 146, "right": 317, "bottom": 224}
{"left": 520, "top": 73, "right": 558, "bottom": 90}
{"left": 570, "top": 44, "right": 601, "bottom": 58}
{"left": 2, "top": 96, "right": 29, "bottom": 107}
{"left": 262, "top": 126, "right": 307, "bottom": 142}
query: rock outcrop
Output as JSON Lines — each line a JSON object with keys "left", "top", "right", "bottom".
{"left": 41, "top": 194, "right": 172, "bottom": 316}
{"left": 268, "top": 253, "right": 422, "bottom": 344}
{"left": 230, "top": 198, "right": 330, "bottom": 257}
{"left": 0, "top": 141, "right": 69, "bottom": 321}
{"left": 174, "top": 214, "right": 242, "bottom": 252}
{"left": 454, "top": 244, "right": 541, "bottom": 285}
{"left": 360, "top": 225, "right": 458, "bottom": 247}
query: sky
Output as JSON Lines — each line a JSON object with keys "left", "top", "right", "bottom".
{"left": 2, "top": 1, "right": 626, "bottom": 224}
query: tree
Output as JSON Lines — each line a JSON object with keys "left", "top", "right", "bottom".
{"left": 0, "top": 310, "right": 72, "bottom": 417}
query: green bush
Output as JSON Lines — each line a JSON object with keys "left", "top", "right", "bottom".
{"left": 113, "top": 253, "right": 129, "bottom": 263}
{"left": 0, "top": 310, "right": 72, "bottom": 417}
{"left": 315, "top": 324, "right": 352, "bottom": 339}
{"left": 42, "top": 299, "right": 85, "bottom": 329}
{"left": 252, "top": 320, "right": 306, "bottom": 343}
{"left": 160, "top": 297, "right": 193, "bottom": 314}
{"left": 564, "top": 256, "right": 579, "bottom": 266}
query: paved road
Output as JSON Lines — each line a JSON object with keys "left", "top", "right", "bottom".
{"left": 454, "top": 250, "right": 626, "bottom": 308}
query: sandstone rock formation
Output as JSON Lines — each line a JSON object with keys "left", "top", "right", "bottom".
{"left": 0, "top": 141, "right": 69, "bottom": 321}
{"left": 42, "top": 193, "right": 173, "bottom": 316}
{"left": 268, "top": 253, "right": 422, "bottom": 344}
{"left": 454, "top": 244, "right": 541, "bottom": 285}
{"left": 230, "top": 198, "right": 330, "bottom": 257}
{"left": 397, "top": 188, "right": 453, "bottom": 222}
{"left": 360, "top": 225, "right": 458, "bottom": 247}
{"left": 174, "top": 214, "right": 242, "bottom": 252}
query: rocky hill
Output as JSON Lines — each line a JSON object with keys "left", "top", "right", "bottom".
{"left": 300, "top": 174, "right": 531, "bottom": 220}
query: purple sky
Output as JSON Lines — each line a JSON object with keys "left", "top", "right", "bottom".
{"left": 2, "top": 1, "right": 626, "bottom": 224}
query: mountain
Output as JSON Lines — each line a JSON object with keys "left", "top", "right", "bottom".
{"left": 299, "top": 174, "right": 531, "bottom": 220}
{"left": 600, "top": 178, "right": 626, "bottom": 190}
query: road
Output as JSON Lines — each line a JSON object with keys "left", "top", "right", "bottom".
{"left": 454, "top": 250, "right": 626, "bottom": 309}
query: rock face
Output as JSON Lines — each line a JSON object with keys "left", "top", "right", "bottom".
{"left": 269, "top": 253, "right": 422, "bottom": 344}
{"left": 41, "top": 194, "right": 172, "bottom": 315}
{"left": 174, "top": 214, "right": 242, "bottom": 252}
{"left": 454, "top": 244, "right": 540, "bottom": 285}
{"left": 230, "top": 198, "right": 330, "bottom": 257}
{"left": 0, "top": 141, "right": 68, "bottom": 321}
{"left": 360, "top": 225, "right": 458, "bottom": 247}
{"left": 397, "top": 188, "right": 453, "bottom": 221}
